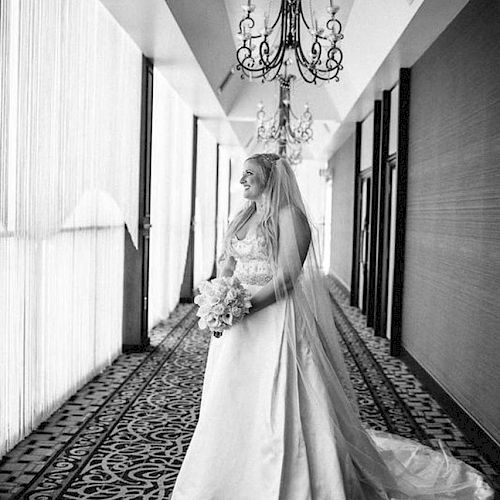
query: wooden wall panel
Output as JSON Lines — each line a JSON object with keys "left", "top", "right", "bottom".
{"left": 329, "top": 133, "right": 356, "bottom": 290}
{"left": 404, "top": 0, "right": 500, "bottom": 444}
{"left": 388, "top": 84, "right": 399, "bottom": 155}
{"left": 360, "top": 112, "right": 374, "bottom": 170}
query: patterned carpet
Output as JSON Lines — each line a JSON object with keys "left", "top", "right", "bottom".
{"left": 0, "top": 286, "right": 498, "bottom": 499}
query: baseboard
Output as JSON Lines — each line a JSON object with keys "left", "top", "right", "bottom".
{"left": 401, "top": 347, "right": 500, "bottom": 470}
{"left": 328, "top": 272, "right": 351, "bottom": 299}
{"left": 122, "top": 343, "right": 150, "bottom": 353}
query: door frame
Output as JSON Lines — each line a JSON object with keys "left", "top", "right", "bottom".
{"left": 139, "top": 57, "right": 154, "bottom": 345}
{"left": 390, "top": 68, "right": 411, "bottom": 356}
{"left": 180, "top": 115, "right": 199, "bottom": 302}
{"left": 374, "top": 90, "right": 392, "bottom": 336}
{"left": 211, "top": 143, "right": 220, "bottom": 279}
{"left": 350, "top": 122, "right": 362, "bottom": 307}
{"left": 122, "top": 56, "right": 154, "bottom": 351}
{"left": 378, "top": 153, "right": 397, "bottom": 339}
{"left": 366, "top": 100, "right": 382, "bottom": 327}
{"left": 358, "top": 167, "right": 372, "bottom": 314}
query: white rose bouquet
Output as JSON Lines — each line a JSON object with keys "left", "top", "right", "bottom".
{"left": 194, "top": 276, "right": 252, "bottom": 337}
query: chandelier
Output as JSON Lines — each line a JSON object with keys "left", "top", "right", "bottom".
{"left": 256, "top": 72, "right": 313, "bottom": 165}
{"left": 237, "top": 0, "right": 344, "bottom": 84}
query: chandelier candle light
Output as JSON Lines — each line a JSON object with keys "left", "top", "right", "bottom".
{"left": 237, "top": 0, "right": 344, "bottom": 83}
{"left": 256, "top": 71, "right": 313, "bottom": 165}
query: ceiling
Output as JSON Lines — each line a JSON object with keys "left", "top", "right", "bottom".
{"left": 101, "top": 0, "right": 470, "bottom": 160}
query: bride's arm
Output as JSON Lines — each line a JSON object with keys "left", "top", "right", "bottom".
{"left": 219, "top": 254, "right": 236, "bottom": 277}
{"left": 249, "top": 207, "right": 311, "bottom": 314}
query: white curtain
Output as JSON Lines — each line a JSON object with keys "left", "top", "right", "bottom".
{"left": 216, "top": 146, "right": 232, "bottom": 260}
{"left": 0, "top": 0, "right": 142, "bottom": 457}
{"left": 193, "top": 122, "right": 218, "bottom": 288}
{"left": 148, "top": 69, "right": 194, "bottom": 328}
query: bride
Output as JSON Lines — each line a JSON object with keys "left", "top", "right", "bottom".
{"left": 171, "top": 153, "right": 493, "bottom": 499}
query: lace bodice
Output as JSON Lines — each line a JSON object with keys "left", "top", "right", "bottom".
{"left": 230, "top": 231, "right": 273, "bottom": 286}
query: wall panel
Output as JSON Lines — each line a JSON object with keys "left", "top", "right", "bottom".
{"left": 329, "top": 133, "right": 356, "bottom": 290}
{"left": 404, "top": 0, "right": 500, "bottom": 443}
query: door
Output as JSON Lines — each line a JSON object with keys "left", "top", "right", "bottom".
{"left": 357, "top": 170, "right": 372, "bottom": 314}
{"left": 139, "top": 58, "right": 154, "bottom": 343}
{"left": 385, "top": 159, "right": 398, "bottom": 339}
{"left": 378, "top": 155, "right": 398, "bottom": 339}
{"left": 122, "top": 57, "right": 154, "bottom": 351}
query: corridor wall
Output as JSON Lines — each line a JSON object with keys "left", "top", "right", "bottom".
{"left": 0, "top": 1, "right": 142, "bottom": 456}
{"left": 148, "top": 70, "right": 194, "bottom": 328}
{"left": 328, "top": 133, "right": 356, "bottom": 291}
{"left": 403, "top": 0, "right": 500, "bottom": 445}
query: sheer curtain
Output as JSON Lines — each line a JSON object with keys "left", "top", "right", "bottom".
{"left": 0, "top": 0, "right": 142, "bottom": 456}
{"left": 148, "top": 69, "right": 194, "bottom": 328}
{"left": 228, "top": 149, "right": 247, "bottom": 219}
{"left": 216, "top": 146, "right": 232, "bottom": 260}
{"left": 193, "top": 122, "right": 218, "bottom": 288}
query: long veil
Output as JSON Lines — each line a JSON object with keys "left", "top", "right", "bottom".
{"left": 264, "top": 157, "right": 493, "bottom": 499}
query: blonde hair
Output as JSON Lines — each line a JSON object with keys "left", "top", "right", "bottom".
{"left": 223, "top": 153, "right": 303, "bottom": 268}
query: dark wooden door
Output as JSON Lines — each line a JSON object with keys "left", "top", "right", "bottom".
{"left": 139, "top": 58, "right": 154, "bottom": 343}
{"left": 358, "top": 170, "right": 372, "bottom": 314}
{"left": 378, "top": 155, "right": 397, "bottom": 338}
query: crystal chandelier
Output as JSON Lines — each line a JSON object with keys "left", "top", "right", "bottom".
{"left": 256, "top": 72, "right": 313, "bottom": 165}
{"left": 237, "top": 0, "right": 344, "bottom": 84}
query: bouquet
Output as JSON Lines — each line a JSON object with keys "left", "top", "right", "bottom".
{"left": 194, "top": 276, "right": 252, "bottom": 337}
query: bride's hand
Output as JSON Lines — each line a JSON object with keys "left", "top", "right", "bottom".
{"left": 246, "top": 297, "right": 257, "bottom": 316}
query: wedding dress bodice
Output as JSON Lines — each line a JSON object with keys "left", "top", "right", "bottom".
{"left": 231, "top": 232, "right": 273, "bottom": 286}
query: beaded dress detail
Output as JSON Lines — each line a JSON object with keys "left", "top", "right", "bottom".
{"left": 230, "top": 230, "right": 273, "bottom": 286}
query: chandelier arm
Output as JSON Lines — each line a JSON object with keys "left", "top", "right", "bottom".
{"left": 238, "top": 14, "right": 255, "bottom": 35}
{"left": 260, "top": 6, "right": 289, "bottom": 76}
{"left": 298, "top": 0, "right": 311, "bottom": 30}
{"left": 326, "top": 17, "right": 343, "bottom": 35}
{"left": 317, "top": 48, "right": 343, "bottom": 77}
{"left": 328, "top": 45, "right": 343, "bottom": 66}
{"left": 237, "top": 53, "right": 262, "bottom": 77}
{"left": 250, "top": 3, "right": 289, "bottom": 79}
{"left": 268, "top": 0, "right": 284, "bottom": 31}
{"left": 295, "top": 52, "right": 316, "bottom": 84}
{"left": 292, "top": 10, "right": 314, "bottom": 83}
{"left": 311, "top": 40, "right": 323, "bottom": 66}
{"left": 294, "top": 11, "right": 323, "bottom": 78}
{"left": 294, "top": 41, "right": 318, "bottom": 83}
{"left": 262, "top": 47, "right": 285, "bottom": 79}
{"left": 295, "top": 32, "right": 344, "bottom": 81}
{"left": 236, "top": 46, "right": 253, "bottom": 71}
{"left": 288, "top": 108, "right": 299, "bottom": 121}
{"left": 259, "top": 39, "right": 272, "bottom": 66}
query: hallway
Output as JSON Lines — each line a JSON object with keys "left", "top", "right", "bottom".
{"left": 1, "top": 0, "right": 500, "bottom": 497}
{"left": 1, "top": 284, "right": 497, "bottom": 499}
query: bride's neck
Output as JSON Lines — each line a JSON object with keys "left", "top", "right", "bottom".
{"left": 254, "top": 198, "right": 266, "bottom": 217}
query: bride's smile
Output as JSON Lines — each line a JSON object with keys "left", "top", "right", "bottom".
{"left": 240, "top": 160, "right": 267, "bottom": 201}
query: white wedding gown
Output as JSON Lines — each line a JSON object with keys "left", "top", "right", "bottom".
{"left": 171, "top": 231, "right": 493, "bottom": 500}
